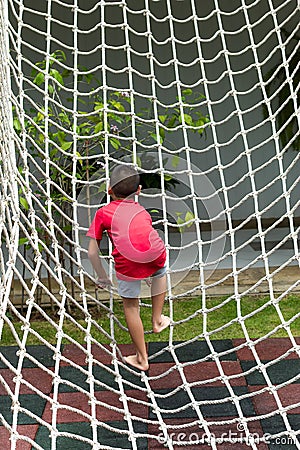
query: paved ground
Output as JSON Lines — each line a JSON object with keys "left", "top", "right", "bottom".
{"left": 0, "top": 338, "right": 300, "bottom": 449}
{"left": 9, "top": 265, "right": 300, "bottom": 309}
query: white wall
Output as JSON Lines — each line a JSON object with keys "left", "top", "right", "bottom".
{"left": 9, "top": 0, "right": 300, "bottom": 222}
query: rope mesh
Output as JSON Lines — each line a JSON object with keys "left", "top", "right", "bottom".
{"left": 0, "top": 0, "right": 300, "bottom": 448}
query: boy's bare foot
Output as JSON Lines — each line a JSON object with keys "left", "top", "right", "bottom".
{"left": 153, "top": 315, "right": 170, "bottom": 333}
{"left": 124, "top": 355, "right": 149, "bottom": 371}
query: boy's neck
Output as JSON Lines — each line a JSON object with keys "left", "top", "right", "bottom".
{"left": 111, "top": 194, "right": 135, "bottom": 201}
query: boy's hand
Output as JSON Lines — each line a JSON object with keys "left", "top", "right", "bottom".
{"left": 96, "top": 277, "right": 112, "bottom": 289}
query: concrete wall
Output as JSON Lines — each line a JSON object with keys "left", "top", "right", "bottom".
{"left": 9, "top": 0, "right": 300, "bottom": 221}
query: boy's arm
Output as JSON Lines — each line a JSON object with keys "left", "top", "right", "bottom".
{"left": 88, "top": 238, "right": 111, "bottom": 288}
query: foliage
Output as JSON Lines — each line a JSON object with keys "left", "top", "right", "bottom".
{"left": 13, "top": 50, "right": 210, "bottom": 247}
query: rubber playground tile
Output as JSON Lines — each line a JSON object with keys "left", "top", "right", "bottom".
{"left": 35, "top": 421, "right": 148, "bottom": 449}
{"left": 0, "top": 394, "right": 47, "bottom": 426}
{"left": 148, "top": 361, "right": 247, "bottom": 391}
{"left": 182, "top": 361, "right": 247, "bottom": 387}
{"left": 57, "top": 365, "right": 91, "bottom": 393}
{"left": 61, "top": 343, "right": 113, "bottom": 367}
{"left": 233, "top": 338, "right": 300, "bottom": 361}
{"left": 42, "top": 389, "right": 148, "bottom": 423}
{"left": 0, "top": 424, "right": 39, "bottom": 450}
{"left": 241, "top": 359, "right": 300, "bottom": 386}
{"left": 118, "top": 389, "right": 149, "bottom": 419}
{"left": 148, "top": 340, "right": 237, "bottom": 364}
{"left": 0, "top": 367, "right": 53, "bottom": 396}
{"left": 249, "top": 385, "right": 300, "bottom": 415}
{"left": 193, "top": 386, "right": 255, "bottom": 418}
{"left": 0, "top": 368, "right": 15, "bottom": 396}
{"left": 0, "top": 345, "right": 58, "bottom": 369}
{"left": 147, "top": 361, "right": 247, "bottom": 392}
{"left": 118, "top": 343, "right": 147, "bottom": 361}
{"left": 60, "top": 344, "right": 90, "bottom": 367}
{"left": 148, "top": 363, "right": 183, "bottom": 389}
{"left": 57, "top": 363, "right": 145, "bottom": 393}
{"left": 42, "top": 391, "right": 95, "bottom": 424}
{"left": 260, "top": 414, "right": 300, "bottom": 449}
{"left": 116, "top": 364, "right": 146, "bottom": 390}
{"left": 149, "top": 386, "right": 255, "bottom": 419}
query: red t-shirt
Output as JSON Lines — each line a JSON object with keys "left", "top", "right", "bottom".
{"left": 87, "top": 199, "right": 166, "bottom": 280}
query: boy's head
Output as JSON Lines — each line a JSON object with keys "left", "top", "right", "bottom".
{"left": 109, "top": 165, "right": 140, "bottom": 198}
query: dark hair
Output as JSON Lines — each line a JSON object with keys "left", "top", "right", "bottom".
{"left": 110, "top": 165, "right": 140, "bottom": 198}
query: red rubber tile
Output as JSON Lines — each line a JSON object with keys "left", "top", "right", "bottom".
{"left": 61, "top": 343, "right": 147, "bottom": 367}
{"left": 233, "top": 338, "right": 300, "bottom": 361}
{"left": 148, "top": 361, "right": 246, "bottom": 390}
{"left": 148, "top": 417, "right": 268, "bottom": 449}
{"left": 118, "top": 343, "right": 148, "bottom": 360}
{"left": 183, "top": 361, "right": 247, "bottom": 387}
{"left": 114, "top": 389, "right": 149, "bottom": 420}
{"left": 0, "top": 369, "right": 13, "bottom": 395}
{"left": 0, "top": 368, "right": 53, "bottom": 395}
{"left": 0, "top": 424, "right": 38, "bottom": 450}
{"left": 249, "top": 384, "right": 300, "bottom": 415}
{"left": 61, "top": 343, "right": 113, "bottom": 366}
{"left": 42, "top": 389, "right": 148, "bottom": 423}
{"left": 148, "top": 363, "right": 182, "bottom": 389}
{"left": 42, "top": 391, "right": 118, "bottom": 423}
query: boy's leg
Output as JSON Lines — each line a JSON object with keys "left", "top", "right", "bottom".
{"left": 122, "top": 297, "right": 149, "bottom": 371}
{"left": 151, "top": 274, "right": 170, "bottom": 333}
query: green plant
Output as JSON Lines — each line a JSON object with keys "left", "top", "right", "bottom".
{"left": 13, "top": 50, "right": 210, "bottom": 249}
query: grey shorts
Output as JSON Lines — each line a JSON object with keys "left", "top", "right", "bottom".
{"left": 117, "top": 266, "right": 166, "bottom": 298}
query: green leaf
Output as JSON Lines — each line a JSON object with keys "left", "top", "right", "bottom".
{"left": 159, "top": 127, "right": 165, "bottom": 141}
{"left": 36, "top": 111, "right": 45, "bottom": 122}
{"left": 184, "top": 114, "right": 193, "bottom": 125}
{"left": 177, "top": 216, "right": 185, "bottom": 233}
{"left": 55, "top": 131, "right": 65, "bottom": 144}
{"left": 94, "top": 102, "right": 104, "bottom": 112}
{"left": 110, "top": 137, "right": 120, "bottom": 150}
{"left": 159, "top": 115, "right": 168, "bottom": 124}
{"left": 50, "top": 69, "right": 64, "bottom": 85}
{"left": 150, "top": 132, "right": 163, "bottom": 144}
{"left": 76, "top": 151, "right": 83, "bottom": 166}
{"left": 61, "top": 141, "right": 73, "bottom": 150}
{"left": 19, "top": 237, "right": 29, "bottom": 246}
{"left": 51, "top": 49, "right": 66, "bottom": 63}
{"left": 20, "top": 197, "right": 29, "bottom": 210}
{"left": 13, "top": 118, "right": 21, "bottom": 131}
{"left": 58, "top": 111, "right": 71, "bottom": 125}
{"left": 111, "top": 100, "right": 125, "bottom": 112}
{"left": 33, "top": 72, "right": 45, "bottom": 86}
{"left": 94, "top": 121, "right": 103, "bottom": 133}
{"left": 185, "top": 211, "right": 195, "bottom": 227}
{"left": 182, "top": 89, "right": 193, "bottom": 96}
{"left": 166, "top": 116, "right": 177, "bottom": 129}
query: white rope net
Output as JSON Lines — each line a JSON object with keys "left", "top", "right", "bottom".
{"left": 0, "top": 0, "right": 300, "bottom": 448}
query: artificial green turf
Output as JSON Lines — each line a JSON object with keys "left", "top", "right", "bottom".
{"left": 1, "top": 295, "right": 299, "bottom": 347}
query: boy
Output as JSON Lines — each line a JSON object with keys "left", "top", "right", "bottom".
{"left": 87, "top": 165, "right": 170, "bottom": 371}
